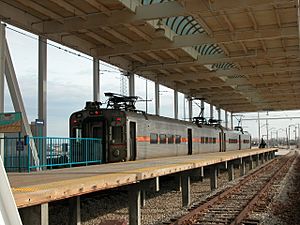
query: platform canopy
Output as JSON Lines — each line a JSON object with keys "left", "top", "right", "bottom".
{"left": 0, "top": 0, "right": 299, "bottom": 112}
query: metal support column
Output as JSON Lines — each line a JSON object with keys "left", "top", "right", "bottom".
{"left": 188, "top": 97, "right": 192, "bottom": 122}
{"left": 0, "top": 24, "right": 5, "bottom": 160}
{"left": 225, "top": 111, "right": 228, "bottom": 129}
{"left": 231, "top": 112, "right": 234, "bottom": 129}
{"left": 20, "top": 203, "right": 48, "bottom": 225}
{"left": 174, "top": 90, "right": 178, "bottom": 119}
{"left": 228, "top": 163, "right": 234, "bottom": 181}
{"left": 210, "top": 104, "right": 214, "bottom": 120}
{"left": 93, "top": 58, "right": 100, "bottom": 101}
{"left": 256, "top": 154, "right": 260, "bottom": 167}
{"left": 155, "top": 177, "right": 160, "bottom": 192}
{"left": 128, "top": 73, "right": 135, "bottom": 97}
{"left": 182, "top": 173, "right": 190, "bottom": 207}
{"left": 249, "top": 156, "right": 254, "bottom": 170}
{"left": 217, "top": 108, "right": 221, "bottom": 121}
{"left": 69, "top": 196, "right": 81, "bottom": 225}
{"left": 129, "top": 183, "right": 141, "bottom": 225}
{"left": 210, "top": 166, "right": 217, "bottom": 190}
{"left": 155, "top": 82, "right": 159, "bottom": 116}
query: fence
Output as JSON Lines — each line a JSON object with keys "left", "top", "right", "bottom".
{"left": 1, "top": 136, "right": 102, "bottom": 172}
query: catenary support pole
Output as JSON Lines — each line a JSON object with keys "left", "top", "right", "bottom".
{"left": 174, "top": 90, "right": 178, "bottom": 119}
{"left": 93, "top": 58, "right": 100, "bottom": 101}
{"left": 155, "top": 82, "right": 160, "bottom": 116}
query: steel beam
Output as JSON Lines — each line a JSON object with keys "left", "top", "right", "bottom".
{"left": 128, "top": 73, "right": 135, "bottom": 97}
{"left": 174, "top": 90, "right": 178, "bottom": 119}
{"left": 93, "top": 58, "right": 100, "bottom": 101}
{"left": 155, "top": 82, "right": 160, "bottom": 116}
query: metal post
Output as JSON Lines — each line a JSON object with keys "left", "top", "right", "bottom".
{"left": 93, "top": 58, "right": 100, "bottom": 101}
{"left": 174, "top": 90, "right": 178, "bottom": 119}
{"left": 228, "top": 163, "right": 234, "bottom": 181}
{"left": 188, "top": 97, "right": 192, "bottom": 122}
{"left": 231, "top": 112, "right": 233, "bottom": 129}
{"left": 258, "top": 112, "right": 261, "bottom": 141}
{"left": 155, "top": 82, "right": 159, "bottom": 116}
{"left": 210, "top": 104, "right": 214, "bottom": 120}
{"left": 0, "top": 24, "right": 5, "bottom": 160}
{"left": 20, "top": 203, "right": 49, "bottom": 225}
{"left": 128, "top": 73, "right": 135, "bottom": 97}
{"left": 225, "top": 110, "right": 228, "bottom": 129}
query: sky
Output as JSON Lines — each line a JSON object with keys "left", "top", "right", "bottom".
{"left": 3, "top": 24, "right": 300, "bottom": 140}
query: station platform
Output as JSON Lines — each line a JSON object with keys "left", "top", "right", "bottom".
{"left": 8, "top": 148, "right": 277, "bottom": 209}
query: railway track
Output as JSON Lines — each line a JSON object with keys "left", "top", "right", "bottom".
{"left": 168, "top": 152, "right": 296, "bottom": 225}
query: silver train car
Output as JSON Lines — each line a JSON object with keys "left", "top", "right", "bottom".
{"left": 70, "top": 96, "right": 251, "bottom": 163}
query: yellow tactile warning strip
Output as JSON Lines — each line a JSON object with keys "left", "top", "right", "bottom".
{"left": 9, "top": 148, "right": 277, "bottom": 208}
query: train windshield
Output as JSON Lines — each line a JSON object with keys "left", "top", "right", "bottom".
{"left": 91, "top": 121, "right": 104, "bottom": 139}
{"left": 111, "top": 126, "right": 124, "bottom": 144}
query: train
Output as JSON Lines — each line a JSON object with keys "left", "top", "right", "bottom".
{"left": 69, "top": 93, "right": 251, "bottom": 163}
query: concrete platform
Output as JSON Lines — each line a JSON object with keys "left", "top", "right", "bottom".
{"left": 8, "top": 148, "right": 277, "bottom": 209}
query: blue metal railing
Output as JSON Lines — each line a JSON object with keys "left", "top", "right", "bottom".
{"left": 2, "top": 136, "right": 102, "bottom": 172}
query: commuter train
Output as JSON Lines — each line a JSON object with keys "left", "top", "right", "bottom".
{"left": 69, "top": 93, "right": 251, "bottom": 163}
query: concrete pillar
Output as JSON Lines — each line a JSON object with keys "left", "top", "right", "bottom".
{"left": 210, "top": 104, "right": 214, "bottom": 120}
{"left": 174, "top": 90, "right": 178, "bottom": 119}
{"left": 20, "top": 203, "right": 48, "bottom": 225}
{"left": 0, "top": 24, "right": 5, "bottom": 160}
{"left": 256, "top": 154, "right": 260, "bottom": 167}
{"left": 240, "top": 159, "right": 246, "bottom": 176}
{"left": 155, "top": 82, "right": 160, "bottom": 116}
{"left": 188, "top": 97, "right": 193, "bottom": 122}
{"left": 174, "top": 175, "right": 182, "bottom": 192}
{"left": 249, "top": 156, "right": 254, "bottom": 170}
{"left": 38, "top": 36, "right": 47, "bottom": 137}
{"left": 93, "top": 58, "right": 100, "bottom": 101}
{"left": 182, "top": 173, "right": 190, "bottom": 207}
{"left": 129, "top": 183, "right": 141, "bottom": 225}
{"left": 69, "top": 196, "right": 81, "bottom": 225}
{"left": 228, "top": 163, "right": 234, "bottom": 181}
{"left": 128, "top": 73, "right": 135, "bottom": 97}
{"left": 210, "top": 166, "right": 217, "bottom": 190}
{"left": 225, "top": 110, "right": 228, "bottom": 129}
{"left": 231, "top": 112, "right": 234, "bottom": 129}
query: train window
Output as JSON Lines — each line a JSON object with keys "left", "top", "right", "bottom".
{"left": 229, "top": 139, "right": 238, "bottom": 144}
{"left": 213, "top": 137, "right": 216, "bottom": 144}
{"left": 160, "top": 134, "right": 167, "bottom": 144}
{"left": 167, "top": 135, "right": 174, "bottom": 144}
{"left": 205, "top": 137, "right": 209, "bottom": 144}
{"left": 201, "top": 137, "right": 205, "bottom": 144}
{"left": 209, "top": 137, "right": 212, "bottom": 144}
{"left": 175, "top": 135, "right": 181, "bottom": 144}
{"left": 243, "top": 139, "right": 250, "bottom": 144}
{"left": 150, "top": 133, "right": 158, "bottom": 144}
{"left": 112, "top": 126, "right": 124, "bottom": 144}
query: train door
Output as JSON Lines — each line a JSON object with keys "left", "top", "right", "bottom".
{"left": 129, "top": 122, "right": 137, "bottom": 160}
{"left": 223, "top": 133, "right": 226, "bottom": 152}
{"left": 91, "top": 120, "right": 107, "bottom": 163}
{"left": 219, "top": 132, "right": 222, "bottom": 152}
{"left": 239, "top": 135, "right": 242, "bottom": 150}
{"left": 188, "top": 128, "right": 192, "bottom": 155}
